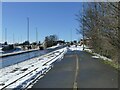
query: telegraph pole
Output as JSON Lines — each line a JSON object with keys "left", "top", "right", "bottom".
{"left": 36, "top": 27, "right": 38, "bottom": 44}
{"left": 18, "top": 37, "right": 19, "bottom": 44}
{"left": 71, "top": 29, "right": 72, "bottom": 42}
{"left": 13, "top": 33, "right": 14, "bottom": 44}
{"left": 82, "top": 3, "right": 85, "bottom": 51}
{"left": 21, "top": 35, "right": 22, "bottom": 43}
{"left": 5, "top": 28, "right": 7, "bottom": 43}
{"left": 27, "top": 17, "right": 29, "bottom": 44}
{"left": 27, "top": 17, "right": 30, "bottom": 49}
{"left": 36, "top": 28, "right": 38, "bottom": 49}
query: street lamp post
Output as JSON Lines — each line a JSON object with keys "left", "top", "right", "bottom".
{"left": 13, "top": 33, "right": 14, "bottom": 44}
{"left": 36, "top": 27, "right": 38, "bottom": 44}
{"left": 36, "top": 27, "right": 38, "bottom": 49}
{"left": 27, "top": 17, "right": 30, "bottom": 49}
{"left": 5, "top": 28, "right": 7, "bottom": 43}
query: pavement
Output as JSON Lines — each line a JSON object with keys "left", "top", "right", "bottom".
{"left": 32, "top": 51, "right": 76, "bottom": 88}
{"left": 31, "top": 50, "right": 118, "bottom": 89}
{"left": 77, "top": 51, "right": 118, "bottom": 88}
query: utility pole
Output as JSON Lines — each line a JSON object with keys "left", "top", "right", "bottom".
{"left": 18, "top": 37, "right": 19, "bottom": 44}
{"left": 13, "top": 33, "right": 14, "bottom": 44}
{"left": 27, "top": 17, "right": 29, "bottom": 44}
{"left": 82, "top": 2, "right": 85, "bottom": 50}
{"left": 2, "top": 29, "right": 4, "bottom": 43}
{"left": 70, "top": 29, "right": 73, "bottom": 45}
{"left": 36, "top": 27, "right": 38, "bottom": 44}
{"left": 5, "top": 28, "right": 7, "bottom": 43}
{"left": 36, "top": 28, "right": 38, "bottom": 49}
{"left": 27, "top": 17, "right": 30, "bottom": 49}
{"left": 71, "top": 29, "right": 72, "bottom": 42}
{"left": 21, "top": 35, "right": 22, "bottom": 43}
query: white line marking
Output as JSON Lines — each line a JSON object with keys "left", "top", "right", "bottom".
{"left": 73, "top": 54, "right": 79, "bottom": 90}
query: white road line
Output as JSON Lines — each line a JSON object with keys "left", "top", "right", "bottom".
{"left": 73, "top": 54, "right": 79, "bottom": 90}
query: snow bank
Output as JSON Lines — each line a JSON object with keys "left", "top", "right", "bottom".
{"left": 92, "top": 56, "right": 99, "bottom": 59}
{"left": 85, "top": 48, "right": 92, "bottom": 53}
{"left": 92, "top": 53, "right": 112, "bottom": 61}
{"left": 68, "top": 45, "right": 83, "bottom": 51}
{"left": 85, "top": 48, "right": 112, "bottom": 61}
{"left": 1, "top": 48, "right": 39, "bottom": 57}
{"left": 0, "top": 47, "right": 67, "bottom": 89}
{"left": 47, "top": 44, "right": 61, "bottom": 49}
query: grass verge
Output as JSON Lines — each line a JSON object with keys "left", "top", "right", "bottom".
{"left": 85, "top": 50, "right": 120, "bottom": 71}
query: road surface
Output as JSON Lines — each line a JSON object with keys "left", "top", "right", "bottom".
{"left": 0, "top": 45, "right": 66, "bottom": 68}
{"left": 32, "top": 50, "right": 118, "bottom": 88}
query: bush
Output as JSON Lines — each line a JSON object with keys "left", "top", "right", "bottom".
{"left": 39, "top": 46, "right": 44, "bottom": 50}
{"left": 2, "top": 45, "right": 14, "bottom": 51}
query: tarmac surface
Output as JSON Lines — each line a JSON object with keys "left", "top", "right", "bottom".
{"left": 32, "top": 50, "right": 118, "bottom": 89}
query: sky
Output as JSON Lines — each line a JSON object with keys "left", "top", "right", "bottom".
{"left": 2, "top": 2, "right": 83, "bottom": 44}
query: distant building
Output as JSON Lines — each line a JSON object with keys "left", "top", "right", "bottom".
{"left": 80, "top": 38, "right": 92, "bottom": 48}
{"left": 56, "top": 40, "right": 65, "bottom": 45}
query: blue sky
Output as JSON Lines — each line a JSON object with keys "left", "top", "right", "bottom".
{"left": 2, "top": 2, "right": 83, "bottom": 43}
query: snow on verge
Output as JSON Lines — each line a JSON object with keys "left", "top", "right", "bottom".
{"left": 85, "top": 48, "right": 112, "bottom": 61}
{"left": 68, "top": 45, "right": 83, "bottom": 51}
{"left": 0, "top": 47, "right": 67, "bottom": 89}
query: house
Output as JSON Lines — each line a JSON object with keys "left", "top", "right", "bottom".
{"left": 79, "top": 38, "right": 92, "bottom": 48}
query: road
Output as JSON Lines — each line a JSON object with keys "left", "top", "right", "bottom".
{"left": 0, "top": 45, "right": 66, "bottom": 68}
{"left": 32, "top": 50, "right": 118, "bottom": 88}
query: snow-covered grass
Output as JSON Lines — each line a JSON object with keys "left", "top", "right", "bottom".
{"left": 85, "top": 48, "right": 112, "bottom": 61}
{"left": 85, "top": 48, "right": 92, "bottom": 53}
{"left": 85, "top": 47, "right": 120, "bottom": 70}
{"left": 0, "top": 47, "right": 67, "bottom": 89}
{"left": 92, "top": 53, "right": 112, "bottom": 61}
{"left": 68, "top": 45, "right": 112, "bottom": 62}
{"left": 91, "top": 56, "right": 99, "bottom": 59}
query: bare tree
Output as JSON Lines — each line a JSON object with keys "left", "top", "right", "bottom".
{"left": 76, "top": 2, "right": 119, "bottom": 64}
{"left": 44, "top": 35, "right": 58, "bottom": 48}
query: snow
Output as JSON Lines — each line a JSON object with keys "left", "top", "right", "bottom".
{"left": 1, "top": 45, "right": 112, "bottom": 89}
{"left": 0, "top": 47, "right": 3, "bottom": 53}
{"left": 68, "top": 45, "right": 83, "bottom": 51}
{"left": 1, "top": 44, "right": 61, "bottom": 57}
{"left": 0, "top": 47, "right": 67, "bottom": 89}
{"left": 85, "top": 48, "right": 112, "bottom": 61}
{"left": 92, "top": 56, "right": 99, "bottom": 59}
{"left": 1, "top": 49, "right": 48, "bottom": 68}
{"left": 47, "top": 44, "right": 61, "bottom": 49}
{"left": 66, "top": 45, "right": 112, "bottom": 61}
{"left": 85, "top": 48, "right": 92, "bottom": 53}
{"left": 92, "top": 53, "right": 112, "bottom": 61}
{"left": 0, "top": 48, "right": 39, "bottom": 57}
{"left": 67, "top": 45, "right": 112, "bottom": 61}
